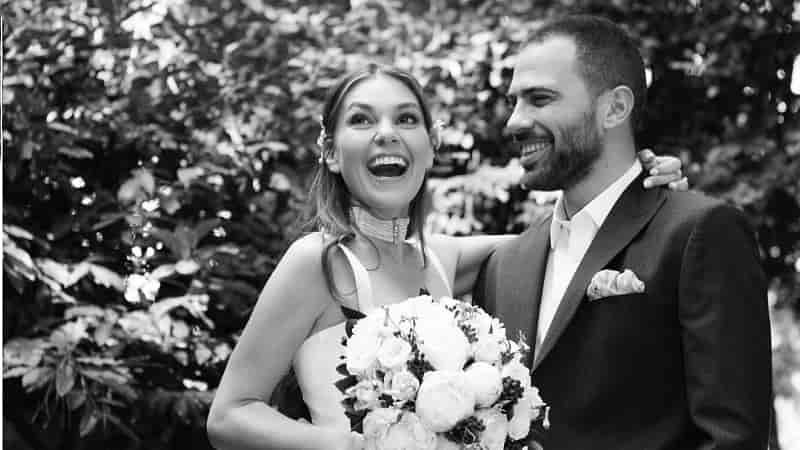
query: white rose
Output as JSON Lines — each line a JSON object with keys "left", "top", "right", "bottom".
{"left": 363, "top": 407, "right": 402, "bottom": 440}
{"left": 470, "top": 310, "right": 494, "bottom": 337}
{"left": 377, "top": 336, "right": 412, "bottom": 371}
{"left": 367, "top": 411, "right": 437, "bottom": 450}
{"left": 472, "top": 337, "right": 503, "bottom": 364}
{"left": 463, "top": 362, "right": 502, "bottom": 407}
{"left": 348, "top": 379, "right": 380, "bottom": 411}
{"left": 416, "top": 319, "right": 469, "bottom": 371}
{"left": 345, "top": 330, "right": 381, "bottom": 375}
{"left": 502, "top": 359, "right": 531, "bottom": 389}
{"left": 508, "top": 389, "right": 535, "bottom": 440}
{"left": 415, "top": 371, "right": 475, "bottom": 432}
{"left": 389, "top": 369, "right": 420, "bottom": 402}
{"left": 475, "top": 408, "right": 509, "bottom": 450}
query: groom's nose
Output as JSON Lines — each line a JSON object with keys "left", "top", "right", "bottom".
{"left": 505, "top": 101, "right": 534, "bottom": 135}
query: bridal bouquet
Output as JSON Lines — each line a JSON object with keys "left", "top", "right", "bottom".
{"left": 335, "top": 295, "right": 548, "bottom": 450}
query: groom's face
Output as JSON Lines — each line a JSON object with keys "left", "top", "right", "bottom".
{"left": 505, "top": 36, "right": 602, "bottom": 191}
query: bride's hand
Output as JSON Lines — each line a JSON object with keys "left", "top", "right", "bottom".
{"left": 638, "top": 149, "right": 688, "bottom": 191}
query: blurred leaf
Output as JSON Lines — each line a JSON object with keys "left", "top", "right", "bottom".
{"left": 55, "top": 359, "right": 76, "bottom": 397}
{"left": 58, "top": 146, "right": 94, "bottom": 159}
{"left": 21, "top": 366, "right": 54, "bottom": 392}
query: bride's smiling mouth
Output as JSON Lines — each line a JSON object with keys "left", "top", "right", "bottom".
{"left": 366, "top": 154, "right": 410, "bottom": 178}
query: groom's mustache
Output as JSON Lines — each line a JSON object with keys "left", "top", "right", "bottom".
{"left": 502, "top": 127, "right": 552, "bottom": 154}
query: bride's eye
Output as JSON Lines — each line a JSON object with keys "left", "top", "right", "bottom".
{"left": 397, "top": 112, "right": 420, "bottom": 126}
{"left": 347, "top": 112, "right": 372, "bottom": 127}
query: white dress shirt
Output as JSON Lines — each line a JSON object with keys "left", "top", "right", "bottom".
{"left": 536, "top": 160, "right": 643, "bottom": 352}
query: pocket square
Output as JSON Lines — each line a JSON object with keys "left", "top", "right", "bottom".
{"left": 586, "top": 269, "right": 645, "bottom": 301}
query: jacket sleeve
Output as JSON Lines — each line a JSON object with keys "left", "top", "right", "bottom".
{"left": 471, "top": 249, "right": 496, "bottom": 315}
{"left": 678, "top": 203, "right": 772, "bottom": 450}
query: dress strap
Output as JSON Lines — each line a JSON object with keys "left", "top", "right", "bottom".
{"left": 425, "top": 245, "right": 453, "bottom": 297}
{"left": 337, "top": 243, "right": 374, "bottom": 312}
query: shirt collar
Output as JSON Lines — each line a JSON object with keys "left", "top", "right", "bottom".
{"left": 549, "top": 159, "right": 643, "bottom": 248}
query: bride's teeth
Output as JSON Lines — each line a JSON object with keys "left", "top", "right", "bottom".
{"left": 370, "top": 155, "right": 408, "bottom": 168}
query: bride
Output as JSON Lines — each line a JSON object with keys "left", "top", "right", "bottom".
{"left": 206, "top": 64, "right": 686, "bottom": 450}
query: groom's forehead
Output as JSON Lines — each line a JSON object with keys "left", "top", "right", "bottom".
{"left": 509, "top": 38, "right": 580, "bottom": 94}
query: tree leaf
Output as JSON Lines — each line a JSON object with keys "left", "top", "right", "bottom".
{"left": 56, "top": 359, "right": 76, "bottom": 397}
{"left": 66, "top": 387, "right": 87, "bottom": 410}
{"left": 21, "top": 366, "right": 54, "bottom": 392}
{"left": 58, "top": 146, "right": 94, "bottom": 159}
{"left": 79, "top": 409, "right": 99, "bottom": 437}
{"left": 4, "top": 366, "right": 33, "bottom": 379}
{"left": 88, "top": 264, "right": 125, "bottom": 291}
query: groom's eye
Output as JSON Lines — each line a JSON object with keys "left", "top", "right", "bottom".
{"left": 526, "top": 94, "right": 552, "bottom": 107}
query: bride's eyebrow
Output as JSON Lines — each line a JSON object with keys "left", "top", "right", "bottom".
{"left": 345, "top": 102, "right": 375, "bottom": 113}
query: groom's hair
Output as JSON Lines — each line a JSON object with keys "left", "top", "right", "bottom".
{"left": 525, "top": 14, "right": 647, "bottom": 128}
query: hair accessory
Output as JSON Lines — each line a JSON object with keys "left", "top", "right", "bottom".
{"left": 317, "top": 115, "right": 328, "bottom": 164}
{"left": 351, "top": 206, "right": 409, "bottom": 245}
{"left": 316, "top": 115, "right": 328, "bottom": 149}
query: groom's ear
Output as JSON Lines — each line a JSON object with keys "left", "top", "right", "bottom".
{"left": 599, "top": 86, "right": 635, "bottom": 130}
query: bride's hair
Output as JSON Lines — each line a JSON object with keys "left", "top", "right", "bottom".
{"left": 307, "top": 63, "right": 433, "bottom": 301}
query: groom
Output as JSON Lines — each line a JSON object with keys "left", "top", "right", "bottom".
{"left": 473, "top": 15, "right": 772, "bottom": 450}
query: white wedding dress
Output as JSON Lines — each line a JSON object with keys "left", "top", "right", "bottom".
{"left": 291, "top": 241, "right": 453, "bottom": 430}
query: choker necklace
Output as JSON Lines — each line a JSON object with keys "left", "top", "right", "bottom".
{"left": 351, "top": 207, "right": 410, "bottom": 245}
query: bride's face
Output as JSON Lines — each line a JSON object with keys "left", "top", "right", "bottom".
{"left": 327, "top": 75, "right": 434, "bottom": 219}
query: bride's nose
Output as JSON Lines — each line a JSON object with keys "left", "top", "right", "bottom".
{"left": 373, "top": 120, "right": 400, "bottom": 146}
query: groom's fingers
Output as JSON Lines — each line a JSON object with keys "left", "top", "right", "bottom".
{"left": 669, "top": 176, "right": 689, "bottom": 191}
{"left": 648, "top": 155, "right": 681, "bottom": 176}
{"left": 638, "top": 148, "right": 656, "bottom": 164}
{"left": 644, "top": 173, "right": 682, "bottom": 189}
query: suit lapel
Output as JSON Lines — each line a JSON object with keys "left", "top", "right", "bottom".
{"left": 532, "top": 174, "right": 667, "bottom": 370}
{"left": 498, "top": 217, "right": 550, "bottom": 366}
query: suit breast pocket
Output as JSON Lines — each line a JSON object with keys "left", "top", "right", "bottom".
{"left": 585, "top": 292, "right": 649, "bottom": 307}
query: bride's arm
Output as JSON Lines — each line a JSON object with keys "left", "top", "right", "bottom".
{"left": 207, "top": 233, "right": 359, "bottom": 450}
{"left": 430, "top": 233, "right": 516, "bottom": 298}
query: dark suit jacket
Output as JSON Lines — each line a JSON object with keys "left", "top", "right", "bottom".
{"left": 473, "top": 174, "right": 772, "bottom": 450}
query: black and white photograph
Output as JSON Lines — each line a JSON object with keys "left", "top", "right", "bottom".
{"left": 2, "top": 0, "right": 799, "bottom": 449}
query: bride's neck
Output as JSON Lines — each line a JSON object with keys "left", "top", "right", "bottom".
{"left": 350, "top": 206, "right": 411, "bottom": 246}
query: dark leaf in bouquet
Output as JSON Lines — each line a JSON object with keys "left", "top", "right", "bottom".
{"left": 334, "top": 374, "right": 358, "bottom": 395}
{"left": 378, "top": 393, "right": 393, "bottom": 408}
{"left": 444, "top": 416, "right": 485, "bottom": 445}
{"left": 406, "top": 355, "right": 435, "bottom": 382}
{"left": 344, "top": 318, "right": 358, "bottom": 338}
{"left": 342, "top": 306, "right": 365, "bottom": 320}
{"left": 335, "top": 362, "right": 349, "bottom": 377}
{"left": 344, "top": 408, "right": 366, "bottom": 434}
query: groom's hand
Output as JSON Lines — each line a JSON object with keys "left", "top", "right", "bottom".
{"left": 638, "top": 149, "right": 688, "bottom": 190}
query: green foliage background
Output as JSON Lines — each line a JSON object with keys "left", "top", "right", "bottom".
{"left": 3, "top": 0, "right": 798, "bottom": 449}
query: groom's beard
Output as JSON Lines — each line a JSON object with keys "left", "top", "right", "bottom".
{"left": 519, "top": 110, "right": 602, "bottom": 192}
